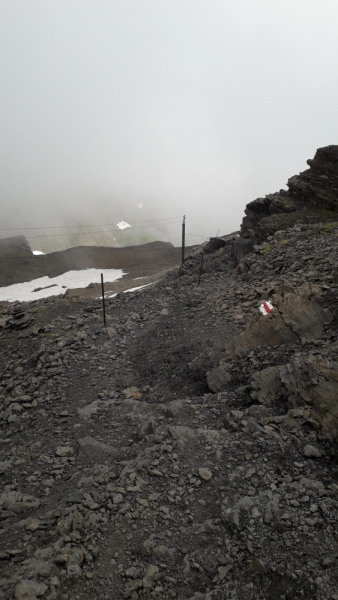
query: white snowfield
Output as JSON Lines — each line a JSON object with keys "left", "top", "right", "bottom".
{"left": 124, "top": 282, "right": 157, "bottom": 293}
{"left": 117, "top": 221, "right": 131, "bottom": 230}
{"left": 0, "top": 268, "right": 124, "bottom": 303}
{"left": 102, "top": 281, "right": 157, "bottom": 299}
{"left": 32, "top": 250, "right": 45, "bottom": 255}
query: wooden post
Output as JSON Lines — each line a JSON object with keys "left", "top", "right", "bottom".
{"left": 182, "top": 215, "right": 186, "bottom": 265}
{"left": 101, "top": 273, "right": 106, "bottom": 326}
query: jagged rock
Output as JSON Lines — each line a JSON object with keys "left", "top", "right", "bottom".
{"left": 250, "top": 366, "right": 282, "bottom": 405}
{"left": 303, "top": 444, "right": 322, "bottom": 458}
{"left": 143, "top": 564, "right": 159, "bottom": 589}
{"left": 197, "top": 519, "right": 220, "bottom": 534}
{"left": 137, "top": 416, "right": 157, "bottom": 440}
{"left": 229, "top": 236, "right": 254, "bottom": 266}
{"left": 78, "top": 436, "right": 117, "bottom": 455}
{"left": 249, "top": 559, "right": 267, "bottom": 573}
{"left": 289, "top": 145, "right": 338, "bottom": 210}
{"left": 227, "top": 312, "right": 298, "bottom": 358}
{"left": 206, "top": 365, "right": 230, "bottom": 392}
{"left": 162, "top": 399, "right": 184, "bottom": 418}
{"left": 227, "top": 288, "right": 332, "bottom": 358}
{"left": 55, "top": 446, "right": 73, "bottom": 457}
{"left": 67, "top": 548, "right": 85, "bottom": 577}
{"left": 280, "top": 355, "right": 338, "bottom": 430}
{"left": 123, "top": 579, "right": 143, "bottom": 599}
{"left": 238, "top": 146, "right": 338, "bottom": 245}
{"left": 203, "top": 232, "right": 239, "bottom": 254}
{"left": 151, "top": 545, "right": 175, "bottom": 561}
{"left": 0, "top": 491, "right": 40, "bottom": 513}
{"left": 0, "top": 459, "right": 12, "bottom": 473}
{"left": 222, "top": 490, "right": 279, "bottom": 529}
{"left": 277, "top": 286, "right": 333, "bottom": 345}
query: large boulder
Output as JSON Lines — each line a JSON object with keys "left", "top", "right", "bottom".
{"left": 280, "top": 354, "right": 338, "bottom": 431}
{"left": 206, "top": 364, "right": 231, "bottom": 393}
{"left": 227, "top": 286, "right": 332, "bottom": 359}
{"left": 250, "top": 366, "right": 282, "bottom": 405}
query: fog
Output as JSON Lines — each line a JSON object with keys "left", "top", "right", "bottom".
{"left": 1, "top": 1, "right": 338, "bottom": 248}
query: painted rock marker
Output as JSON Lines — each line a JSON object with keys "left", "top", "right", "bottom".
{"left": 259, "top": 301, "right": 273, "bottom": 316}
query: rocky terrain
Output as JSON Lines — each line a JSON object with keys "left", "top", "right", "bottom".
{"left": 1, "top": 146, "right": 338, "bottom": 600}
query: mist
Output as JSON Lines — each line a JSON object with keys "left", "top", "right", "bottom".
{"left": 1, "top": 0, "right": 338, "bottom": 249}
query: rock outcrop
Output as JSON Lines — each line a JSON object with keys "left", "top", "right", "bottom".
{"left": 289, "top": 145, "right": 338, "bottom": 210}
{"left": 240, "top": 145, "right": 338, "bottom": 244}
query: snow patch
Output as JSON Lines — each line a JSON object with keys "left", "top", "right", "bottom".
{"left": 0, "top": 268, "right": 124, "bottom": 303}
{"left": 124, "top": 282, "right": 157, "bottom": 293}
{"left": 32, "top": 250, "right": 45, "bottom": 255}
{"left": 117, "top": 221, "right": 131, "bottom": 230}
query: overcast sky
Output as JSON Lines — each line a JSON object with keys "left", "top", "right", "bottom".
{"left": 1, "top": 0, "right": 338, "bottom": 244}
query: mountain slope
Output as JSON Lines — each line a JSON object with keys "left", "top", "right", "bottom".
{"left": 0, "top": 146, "right": 338, "bottom": 600}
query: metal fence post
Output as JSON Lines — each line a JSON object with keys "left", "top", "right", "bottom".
{"left": 101, "top": 273, "right": 106, "bottom": 326}
{"left": 182, "top": 215, "right": 186, "bottom": 265}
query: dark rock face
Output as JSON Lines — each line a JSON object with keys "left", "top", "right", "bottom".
{"left": 241, "top": 190, "right": 295, "bottom": 243}
{"left": 240, "top": 145, "right": 338, "bottom": 244}
{"left": 288, "top": 145, "right": 338, "bottom": 210}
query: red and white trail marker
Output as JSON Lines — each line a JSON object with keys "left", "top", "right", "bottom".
{"left": 259, "top": 301, "right": 274, "bottom": 316}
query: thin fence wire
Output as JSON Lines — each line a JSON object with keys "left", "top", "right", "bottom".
{"left": 0, "top": 227, "right": 212, "bottom": 261}
{"left": 0, "top": 216, "right": 182, "bottom": 232}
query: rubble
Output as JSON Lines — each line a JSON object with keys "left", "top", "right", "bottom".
{"left": 1, "top": 146, "right": 338, "bottom": 599}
